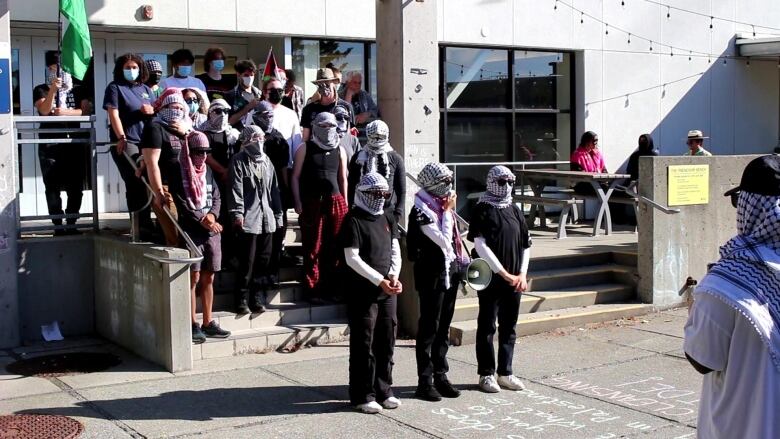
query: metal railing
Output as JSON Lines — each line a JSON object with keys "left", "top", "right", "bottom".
{"left": 442, "top": 160, "right": 570, "bottom": 193}
{"left": 616, "top": 184, "right": 681, "bottom": 215}
{"left": 15, "top": 115, "right": 98, "bottom": 234}
{"left": 120, "top": 149, "right": 203, "bottom": 265}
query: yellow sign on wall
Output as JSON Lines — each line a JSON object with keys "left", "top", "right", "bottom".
{"left": 668, "top": 165, "right": 709, "bottom": 206}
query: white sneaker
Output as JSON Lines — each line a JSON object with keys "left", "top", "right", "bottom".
{"left": 497, "top": 374, "right": 526, "bottom": 391}
{"left": 478, "top": 375, "right": 500, "bottom": 393}
{"left": 356, "top": 401, "right": 383, "bottom": 414}
{"left": 380, "top": 396, "right": 402, "bottom": 409}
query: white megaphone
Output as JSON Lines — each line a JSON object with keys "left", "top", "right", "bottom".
{"left": 461, "top": 258, "right": 493, "bottom": 291}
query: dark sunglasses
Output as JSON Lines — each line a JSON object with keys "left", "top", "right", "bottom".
{"left": 365, "top": 190, "right": 392, "bottom": 200}
{"left": 184, "top": 98, "right": 199, "bottom": 104}
{"left": 268, "top": 88, "right": 284, "bottom": 93}
{"left": 496, "top": 178, "right": 516, "bottom": 186}
{"left": 211, "top": 108, "right": 227, "bottom": 115}
{"left": 730, "top": 191, "right": 740, "bottom": 208}
{"left": 438, "top": 176, "right": 453, "bottom": 185}
{"left": 335, "top": 114, "right": 348, "bottom": 122}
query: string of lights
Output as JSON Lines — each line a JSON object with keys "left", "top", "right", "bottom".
{"left": 585, "top": 71, "right": 705, "bottom": 105}
{"left": 639, "top": 0, "right": 780, "bottom": 34}
{"left": 553, "top": 0, "right": 757, "bottom": 64}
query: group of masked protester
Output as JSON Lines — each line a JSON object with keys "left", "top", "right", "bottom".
{"left": 36, "top": 48, "right": 533, "bottom": 415}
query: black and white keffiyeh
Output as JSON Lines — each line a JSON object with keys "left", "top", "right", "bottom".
{"left": 356, "top": 120, "right": 392, "bottom": 181}
{"left": 417, "top": 162, "right": 453, "bottom": 198}
{"left": 355, "top": 172, "right": 389, "bottom": 216}
{"left": 478, "top": 165, "right": 515, "bottom": 208}
{"left": 697, "top": 191, "right": 780, "bottom": 371}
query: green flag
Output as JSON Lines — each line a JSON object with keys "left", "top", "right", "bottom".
{"left": 59, "top": 0, "right": 92, "bottom": 80}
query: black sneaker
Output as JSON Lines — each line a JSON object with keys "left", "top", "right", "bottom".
{"left": 250, "top": 291, "right": 266, "bottom": 313}
{"left": 237, "top": 290, "right": 251, "bottom": 315}
{"left": 201, "top": 320, "right": 231, "bottom": 338}
{"left": 280, "top": 251, "right": 303, "bottom": 267}
{"left": 415, "top": 382, "right": 442, "bottom": 402}
{"left": 434, "top": 378, "right": 461, "bottom": 398}
{"left": 192, "top": 323, "right": 206, "bottom": 344}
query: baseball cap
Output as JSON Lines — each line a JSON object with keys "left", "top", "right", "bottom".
{"left": 724, "top": 154, "right": 780, "bottom": 197}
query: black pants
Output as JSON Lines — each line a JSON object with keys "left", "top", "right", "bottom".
{"left": 110, "top": 143, "right": 152, "bottom": 230}
{"left": 348, "top": 292, "right": 397, "bottom": 405}
{"left": 39, "top": 144, "right": 85, "bottom": 226}
{"left": 269, "top": 209, "right": 287, "bottom": 273}
{"left": 416, "top": 282, "right": 459, "bottom": 383}
{"left": 236, "top": 232, "right": 273, "bottom": 293}
{"left": 476, "top": 283, "right": 521, "bottom": 376}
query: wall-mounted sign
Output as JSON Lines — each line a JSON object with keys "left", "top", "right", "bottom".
{"left": 668, "top": 164, "right": 709, "bottom": 206}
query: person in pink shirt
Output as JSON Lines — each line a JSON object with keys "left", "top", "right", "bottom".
{"left": 570, "top": 131, "right": 606, "bottom": 173}
{"left": 570, "top": 131, "right": 607, "bottom": 194}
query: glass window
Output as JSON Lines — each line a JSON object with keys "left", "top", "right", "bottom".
{"left": 12, "top": 48, "right": 19, "bottom": 115}
{"left": 369, "top": 43, "right": 377, "bottom": 103}
{"left": 292, "top": 39, "right": 371, "bottom": 102}
{"left": 514, "top": 51, "right": 571, "bottom": 110}
{"left": 515, "top": 113, "right": 571, "bottom": 162}
{"left": 445, "top": 47, "right": 509, "bottom": 109}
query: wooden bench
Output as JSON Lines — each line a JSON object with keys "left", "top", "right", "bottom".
{"left": 514, "top": 195, "right": 584, "bottom": 239}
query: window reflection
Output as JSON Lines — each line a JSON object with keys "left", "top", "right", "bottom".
{"left": 445, "top": 47, "right": 509, "bottom": 109}
{"left": 515, "top": 51, "right": 570, "bottom": 110}
{"left": 292, "top": 39, "right": 369, "bottom": 101}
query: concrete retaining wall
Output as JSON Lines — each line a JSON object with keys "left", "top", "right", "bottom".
{"left": 17, "top": 236, "right": 95, "bottom": 341}
{"left": 637, "top": 154, "right": 760, "bottom": 306}
{"left": 94, "top": 236, "right": 192, "bottom": 373}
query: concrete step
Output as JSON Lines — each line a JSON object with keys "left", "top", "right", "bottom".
{"left": 193, "top": 322, "right": 349, "bottom": 359}
{"left": 449, "top": 303, "right": 653, "bottom": 346}
{"left": 198, "top": 281, "right": 306, "bottom": 313}
{"left": 528, "top": 263, "right": 636, "bottom": 292}
{"left": 196, "top": 301, "right": 347, "bottom": 332}
{"left": 528, "top": 252, "right": 615, "bottom": 271}
{"left": 215, "top": 265, "right": 303, "bottom": 290}
{"left": 451, "top": 283, "right": 635, "bottom": 323}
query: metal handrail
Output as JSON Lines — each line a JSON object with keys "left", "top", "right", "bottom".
{"left": 615, "top": 184, "right": 681, "bottom": 215}
{"left": 15, "top": 115, "right": 99, "bottom": 233}
{"left": 122, "top": 150, "right": 204, "bottom": 265}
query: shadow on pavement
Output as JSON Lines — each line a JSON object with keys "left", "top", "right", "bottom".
{"left": 15, "top": 385, "right": 420, "bottom": 421}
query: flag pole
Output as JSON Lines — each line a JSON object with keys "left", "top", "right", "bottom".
{"left": 55, "top": 8, "right": 63, "bottom": 108}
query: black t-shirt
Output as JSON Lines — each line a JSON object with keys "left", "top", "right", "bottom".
{"left": 140, "top": 121, "right": 185, "bottom": 192}
{"left": 204, "top": 130, "right": 237, "bottom": 169}
{"left": 264, "top": 128, "right": 290, "bottom": 172}
{"left": 300, "top": 98, "right": 355, "bottom": 130}
{"left": 300, "top": 141, "right": 341, "bottom": 199}
{"left": 467, "top": 203, "right": 531, "bottom": 281}
{"left": 407, "top": 206, "right": 462, "bottom": 292}
{"left": 340, "top": 208, "right": 398, "bottom": 290}
{"left": 196, "top": 73, "right": 235, "bottom": 102}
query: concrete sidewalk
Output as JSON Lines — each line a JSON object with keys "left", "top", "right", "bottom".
{"left": 0, "top": 308, "right": 699, "bottom": 438}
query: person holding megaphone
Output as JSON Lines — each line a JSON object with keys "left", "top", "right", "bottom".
{"left": 467, "top": 165, "right": 532, "bottom": 394}
{"left": 407, "top": 162, "right": 469, "bottom": 402}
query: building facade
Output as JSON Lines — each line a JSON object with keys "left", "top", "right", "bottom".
{"left": 8, "top": 0, "right": 780, "bottom": 217}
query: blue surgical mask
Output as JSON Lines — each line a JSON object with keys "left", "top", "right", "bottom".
{"left": 177, "top": 65, "right": 192, "bottom": 77}
{"left": 211, "top": 60, "right": 224, "bottom": 72}
{"left": 188, "top": 101, "right": 199, "bottom": 114}
{"left": 123, "top": 68, "right": 139, "bottom": 82}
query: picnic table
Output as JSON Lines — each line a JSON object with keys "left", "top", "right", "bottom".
{"left": 515, "top": 169, "right": 632, "bottom": 237}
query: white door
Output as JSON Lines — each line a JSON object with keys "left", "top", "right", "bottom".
{"left": 16, "top": 36, "right": 109, "bottom": 217}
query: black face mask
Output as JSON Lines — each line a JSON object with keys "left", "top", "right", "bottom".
{"left": 149, "top": 72, "right": 162, "bottom": 85}
{"left": 267, "top": 88, "right": 284, "bottom": 104}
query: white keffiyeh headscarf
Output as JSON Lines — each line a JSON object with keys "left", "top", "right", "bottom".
{"left": 697, "top": 191, "right": 780, "bottom": 371}
{"left": 355, "top": 172, "right": 389, "bottom": 216}
{"left": 356, "top": 120, "right": 392, "bottom": 181}
{"left": 478, "top": 165, "right": 515, "bottom": 209}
